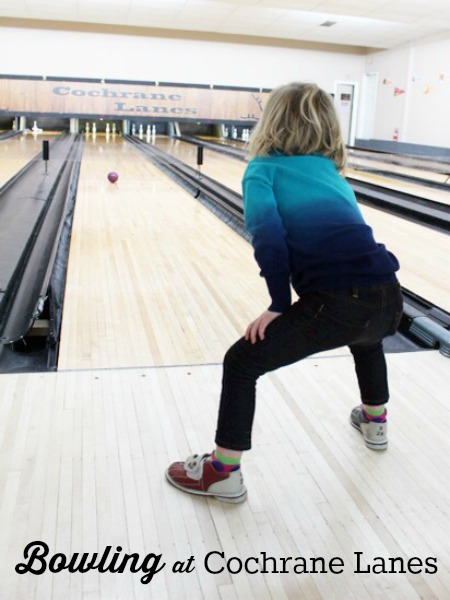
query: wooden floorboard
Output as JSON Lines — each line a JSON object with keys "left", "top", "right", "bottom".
{"left": 0, "top": 350, "right": 449, "bottom": 599}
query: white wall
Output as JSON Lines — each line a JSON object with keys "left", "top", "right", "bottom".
{"left": 0, "top": 25, "right": 364, "bottom": 92}
{"left": 404, "top": 37, "right": 450, "bottom": 148}
{"left": 362, "top": 35, "right": 450, "bottom": 149}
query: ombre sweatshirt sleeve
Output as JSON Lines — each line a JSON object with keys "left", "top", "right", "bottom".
{"left": 242, "top": 163, "right": 291, "bottom": 312}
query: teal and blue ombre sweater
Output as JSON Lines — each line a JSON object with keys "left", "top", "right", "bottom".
{"left": 242, "top": 154, "right": 399, "bottom": 312}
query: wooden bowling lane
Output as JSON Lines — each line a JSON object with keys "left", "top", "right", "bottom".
{"left": 57, "top": 135, "right": 268, "bottom": 371}
{"left": 154, "top": 136, "right": 450, "bottom": 314}
{"left": 158, "top": 136, "right": 450, "bottom": 205}
{"left": 154, "top": 136, "right": 244, "bottom": 194}
{"left": 0, "top": 133, "right": 57, "bottom": 187}
{"left": 345, "top": 166, "right": 450, "bottom": 206}
{"left": 360, "top": 204, "right": 450, "bottom": 311}
{"left": 197, "top": 136, "right": 450, "bottom": 202}
{"left": 347, "top": 153, "right": 450, "bottom": 186}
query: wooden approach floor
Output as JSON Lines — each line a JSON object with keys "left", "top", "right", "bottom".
{"left": 0, "top": 350, "right": 450, "bottom": 599}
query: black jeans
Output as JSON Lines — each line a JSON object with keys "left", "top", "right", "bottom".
{"left": 215, "top": 282, "right": 403, "bottom": 451}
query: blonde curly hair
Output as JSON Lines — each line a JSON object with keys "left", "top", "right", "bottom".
{"left": 248, "top": 82, "right": 346, "bottom": 171}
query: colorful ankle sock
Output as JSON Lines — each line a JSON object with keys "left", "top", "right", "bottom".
{"left": 210, "top": 450, "right": 241, "bottom": 472}
{"left": 363, "top": 404, "right": 387, "bottom": 423}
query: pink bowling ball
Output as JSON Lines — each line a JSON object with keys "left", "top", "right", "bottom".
{"left": 107, "top": 171, "right": 119, "bottom": 183}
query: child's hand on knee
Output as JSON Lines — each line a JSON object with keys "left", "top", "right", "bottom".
{"left": 245, "top": 310, "right": 282, "bottom": 344}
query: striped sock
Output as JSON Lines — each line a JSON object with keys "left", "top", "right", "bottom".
{"left": 210, "top": 450, "right": 241, "bottom": 472}
{"left": 363, "top": 404, "right": 387, "bottom": 423}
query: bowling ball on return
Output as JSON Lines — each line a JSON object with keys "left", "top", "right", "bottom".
{"left": 107, "top": 171, "right": 119, "bottom": 183}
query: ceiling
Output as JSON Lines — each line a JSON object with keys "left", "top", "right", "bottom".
{"left": 0, "top": 0, "right": 449, "bottom": 50}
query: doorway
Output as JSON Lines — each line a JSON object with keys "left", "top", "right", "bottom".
{"left": 357, "top": 72, "right": 379, "bottom": 141}
{"left": 334, "top": 82, "right": 357, "bottom": 146}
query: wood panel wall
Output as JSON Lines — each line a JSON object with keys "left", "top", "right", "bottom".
{"left": 0, "top": 77, "right": 270, "bottom": 121}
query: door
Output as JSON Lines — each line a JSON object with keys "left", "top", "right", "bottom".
{"left": 358, "top": 72, "right": 378, "bottom": 140}
{"left": 334, "top": 82, "right": 356, "bottom": 146}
